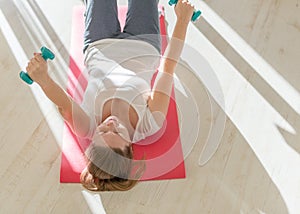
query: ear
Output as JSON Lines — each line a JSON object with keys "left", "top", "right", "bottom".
{"left": 128, "top": 142, "right": 134, "bottom": 155}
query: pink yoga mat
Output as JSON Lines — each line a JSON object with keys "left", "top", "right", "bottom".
{"left": 60, "top": 5, "right": 186, "bottom": 183}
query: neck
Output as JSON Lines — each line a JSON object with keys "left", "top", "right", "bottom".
{"left": 110, "top": 100, "right": 136, "bottom": 139}
{"left": 116, "top": 114, "right": 135, "bottom": 140}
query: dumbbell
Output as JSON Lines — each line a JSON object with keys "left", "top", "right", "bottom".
{"left": 168, "top": 0, "right": 201, "bottom": 22}
{"left": 19, "top": 46, "right": 55, "bottom": 85}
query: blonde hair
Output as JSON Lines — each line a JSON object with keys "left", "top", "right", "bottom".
{"left": 80, "top": 143, "right": 145, "bottom": 191}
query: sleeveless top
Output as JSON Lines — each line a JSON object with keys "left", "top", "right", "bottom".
{"left": 80, "top": 38, "right": 163, "bottom": 143}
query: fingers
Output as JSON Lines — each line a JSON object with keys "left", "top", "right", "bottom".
{"left": 33, "top": 52, "right": 43, "bottom": 62}
{"left": 26, "top": 52, "right": 44, "bottom": 72}
{"left": 174, "top": 0, "right": 195, "bottom": 23}
{"left": 26, "top": 62, "right": 31, "bottom": 72}
{"left": 24, "top": 51, "right": 49, "bottom": 85}
{"left": 29, "top": 53, "right": 43, "bottom": 65}
{"left": 182, "top": 0, "right": 194, "bottom": 8}
{"left": 176, "top": 0, "right": 195, "bottom": 12}
{"left": 32, "top": 57, "right": 39, "bottom": 64}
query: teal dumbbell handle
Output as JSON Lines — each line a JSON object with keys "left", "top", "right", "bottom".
{"left": 168, "top": 0, "right": 201, "bottom": 22}
{"left": 19, "top": 46, "right": 55, "bottom": 85}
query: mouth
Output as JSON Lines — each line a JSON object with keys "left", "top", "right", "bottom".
{"left": 107, "top": 115, "right": 118, "bottom": 121}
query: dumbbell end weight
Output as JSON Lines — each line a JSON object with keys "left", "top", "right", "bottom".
{"left": 168, "top": 0, "right": 177, "bottom": 6}
{"left": 192, "top": 10, "right": 201, "bottom": 21}
{"left": 41, "top": 46, "right": 55, "bottom": 60}
{"left": 19, "top": 71, "right": 34, "bottom": 85}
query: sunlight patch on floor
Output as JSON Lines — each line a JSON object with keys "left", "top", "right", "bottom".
{"left": 196, "top": 0, "right": 300, "bottom": 115}
{"left": 163, "top": 0, "right": 300, "bottom": 212}
{"left": 0, "top": 8, "right": 64, "bottom": 149}
{"left": 81, "top": 190, "right": 107, "bottom": 214}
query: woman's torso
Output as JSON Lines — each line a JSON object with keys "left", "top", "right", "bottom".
{"left": 80, "top": 38, "right": 162, "bottom": 142}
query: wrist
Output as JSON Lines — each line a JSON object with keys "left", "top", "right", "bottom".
{"left": 175, "top": 18, "right": 190, "bottom": 27}
{"left": 39, "top": 76, "right": 54, "bottom": 90}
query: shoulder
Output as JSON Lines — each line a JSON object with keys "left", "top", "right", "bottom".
{"left": 139, "top": 107, "right": 166, "bottom": 133}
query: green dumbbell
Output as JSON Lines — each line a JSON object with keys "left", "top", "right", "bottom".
{"left": 19, "top": 46, "right": 55, "bottom": 85}
{"left": 168, "top": 0, "right": 201, "bottom": 22}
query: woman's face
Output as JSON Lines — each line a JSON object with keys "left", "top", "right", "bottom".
{"left": 92, "top": 116, "right": 132, "bottom": 150}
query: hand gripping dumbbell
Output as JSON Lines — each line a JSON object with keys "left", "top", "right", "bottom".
{"left": 168, "top": 0, "right": 202, "bottom": 22}
{"left": 19, "top": 46, "right": 55, "bottom": 85}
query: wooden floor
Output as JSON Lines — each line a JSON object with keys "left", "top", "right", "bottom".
{"left": 0, "top": 0, "right": 299, "bottom": 213}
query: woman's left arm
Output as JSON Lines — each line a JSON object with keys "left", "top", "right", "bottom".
{"left": 148, "top": 0, "right": 194, "bottom": 121}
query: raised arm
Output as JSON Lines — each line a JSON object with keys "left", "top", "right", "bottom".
{"left": 26, "top": 53, "right": 90, "bottom": 137}
{"left": 148, "top": 0, "right": 194, "bottom": 122}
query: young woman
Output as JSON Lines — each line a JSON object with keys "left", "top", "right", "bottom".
{"left": 26, "top": 0, "right": 195, "bottom": 191}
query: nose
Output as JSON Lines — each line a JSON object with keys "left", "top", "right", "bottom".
{"left": 97, "top": 118, "right": 119, "bottom": 133}
{"left": 104, "top": 119, "right": 120, "bottom": 133}
{"left": 105, "top": 120, "right": 115, "bottom": 129}
{"left": 105, "top": 122, "right": 114, "bottom": 131}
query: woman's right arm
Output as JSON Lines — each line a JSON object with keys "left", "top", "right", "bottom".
{"left": 26, "top": 53, "right": 90, "bottom": 137}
